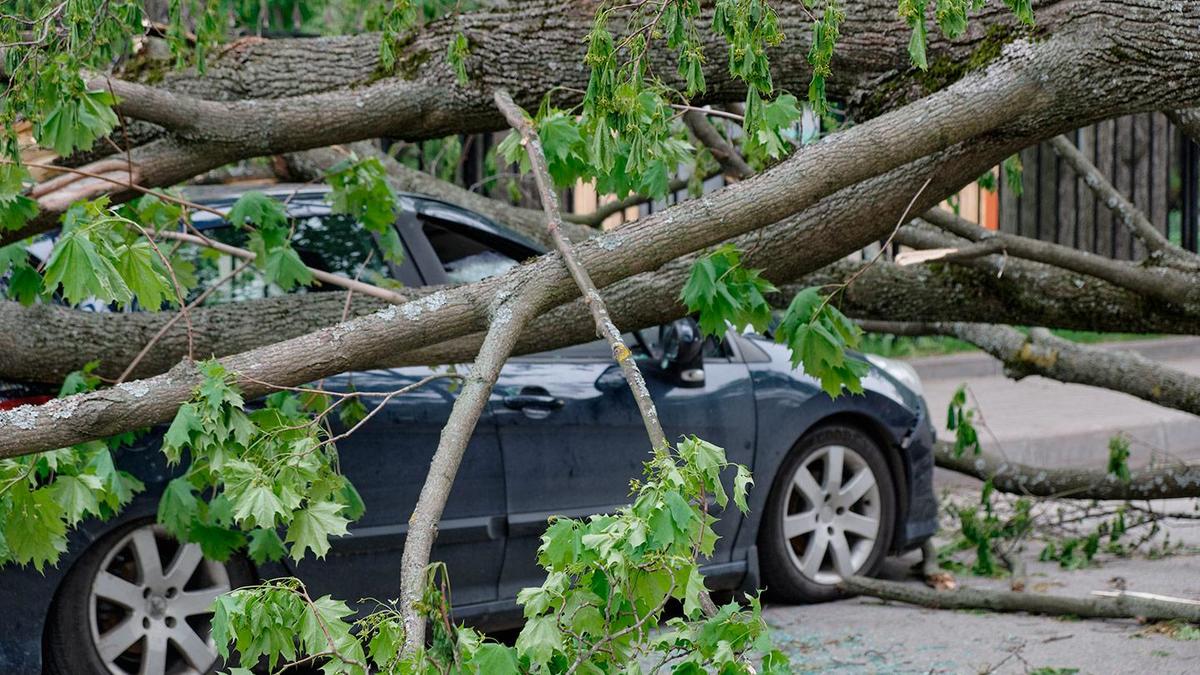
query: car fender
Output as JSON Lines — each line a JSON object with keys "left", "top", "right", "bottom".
{"left": 730, "top": 364, "right": 921, "bottom": 560}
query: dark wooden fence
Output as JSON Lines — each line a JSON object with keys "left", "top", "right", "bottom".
{"left": 997, "top": 112, "right": 1200, "bottom": 257}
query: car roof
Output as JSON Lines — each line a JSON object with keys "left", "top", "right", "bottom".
{"left": 180, "top": 183, "right": 545, "bottom": 254}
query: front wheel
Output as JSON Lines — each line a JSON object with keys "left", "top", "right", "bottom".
{"left": 44, "top": 520, "right": 253, "bottom": 675}
{"left": 759, "top": 424, "right": 897, "bottom": 603}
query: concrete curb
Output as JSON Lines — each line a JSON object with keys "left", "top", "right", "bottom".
{"left": 908, "top": 335, "right": 1200, "bottom": 382}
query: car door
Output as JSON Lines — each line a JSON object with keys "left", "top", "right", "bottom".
{"left": 186, "top": 203, "right": 507, "bottom": 609}
{"left": 298, "top": 367, "right": 507, "bottom": 609}
{"left": 491, "top": 331, "right": 756, "bottom": 598}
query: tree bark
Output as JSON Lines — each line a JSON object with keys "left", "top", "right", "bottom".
{"left": 0, "top": 50, "right": 1045, "bottom": 455}
{"left": 840, "top": 575, "right": 1200, "bottom": 622}
{"left": 934, "top": 441, "right": 1200, "bottom": 500}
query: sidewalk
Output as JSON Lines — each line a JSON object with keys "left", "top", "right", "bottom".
{"left": 909, "top": 337, "right": 1200, "bottom": 469}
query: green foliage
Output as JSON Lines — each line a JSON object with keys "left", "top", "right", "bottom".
{"left": 35, "top": 90, "right": 120, "bottom": 157}
{"left": 211, "top": 436, "right": 786, "bottom": 672}
{"left": 228, "top": 192, "right": 315, "bottom": 290}
{"left": 325, "top": 155, "right": 405, "bottom": 263}
{"left": 901, "top": 0, "right": 1032, "bottom": 73}
{"left": 0, "top": 164, "right": 39, "bottom": 232}
{"left": 774, "top": 287, "right": 869, "bottom": 398}
{"left": 158, "top": 361, "right": 361, "bottom": 564}
{"left": 805, "top": 0, "right": 845, "bottom": 115}
{"left": 35, "top": 199, "right": 179, "bottom": 309}
{"left": 945, "top": 384, "right": 980, "bottom": 457}
{"left": 1106, "top": 434, "right": 1131, "bottom": 483}
{"left": 0, "top": 362, "right": 143, "bottom": 572}
{"left": 446, "top": 32, "right": 471, "bottom": 85}
{"left": 680, "top": 245, "right": 777, "bottom": 337}
{"left": 946, "top": 481, "right": 1032, "bottom": 576}
{"left": 1003, "top": 153, "right": 1024, "bottom": 197}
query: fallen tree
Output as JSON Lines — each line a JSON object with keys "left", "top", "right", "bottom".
{"left": 4, "top": 0, "right": 1200, "bottom": 669}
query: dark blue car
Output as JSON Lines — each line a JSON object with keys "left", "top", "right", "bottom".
{"left": 1, "top": 185, "right": 937, "bottom": 675}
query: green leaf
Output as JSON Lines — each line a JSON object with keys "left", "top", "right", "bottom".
{"left": 681, "top": 565, "right": 707, "bottom": 618}
{"left": 233, "top": 484, "right": 289, "bottom": 529}
{"left": 1107, "top": 435, "right": 1131, "bottom": 483}
{"left": 733, "top": 465, "right": 753, "bottom": 513}
{"left": 227, "top": 192, "right": 288, "bottom": 230}
{"left": 42, "top": 229, "right": 133, "bottom": 307}
{"left": 447, "top": 32, "right": 470, "bottom": 85}
{"left": 35, "top": 90, "right": 119, "bottom": 156}
{"left": 470, "top": 643, "right": 520, "bottom": 674}
{"left": 114, "top": 240, "right": 176, "bottom": 310}
{"left": 158, "top": 478, "right": 200, "bottom": 538}
{"left": 187, "top": 521, "right": 246, "bottom": 562}
{"left": 247, "top": 527, "right": 288, "bottom": 564}
{"left": 285, "top": 502, "right": 350, "bottom": 562}
{"left": 4, "top": 485, "right": 68, "bottom": 571}
{"left": 774, "top": 287, "right": 869, "bottom": 397}
{"left": 6, "top": 263, "right": 44, "bottom": 305}
{"left": 0, "top": 195, "right": 38, "bottom": 232}
{"left": 50, "top": 474, "right": 102, "bottom": 523}
{"left": 163, "top": 403, "right": 202, "bottom": 462}
{"left": 516, "top": 615, "right": 561, "bottom": 668}
{"left": 680, "top": 245, "right": 777, "bottom": 337}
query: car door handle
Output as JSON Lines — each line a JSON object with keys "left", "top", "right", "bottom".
{"left": 503, "top": 388, "right": 564, "bottom": 411}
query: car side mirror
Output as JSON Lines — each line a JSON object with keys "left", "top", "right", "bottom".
{"left": 658, "top": 318, "right": 705, "bottom": 387}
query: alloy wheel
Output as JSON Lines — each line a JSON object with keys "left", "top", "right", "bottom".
{"left": 86, "top": 524, "right": 229, "bottom": 675}
{"left": 779, "top": 444, "right": 882, "bottom": 585}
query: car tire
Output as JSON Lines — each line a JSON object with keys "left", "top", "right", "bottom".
{"left": 44, "top": 519, "right": 254, "bottom": 675}
{"left": 759, "top": 424, "right": 896, "bottom": 603}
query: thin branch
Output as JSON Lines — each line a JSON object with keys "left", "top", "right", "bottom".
{"left": 1048, "top": 135, "right": 1197, "bottom": 264}
{"left": 149, "top": 229, "right": 409, "bottom": 305}
{"left": 495, "top": 89, "right": 668, "bottom": 450}
{"left": 840, "top": 575, "right": 1200, "bottom": 623}
{"left": 682, "top": 109, "right": 754, "bottom": 181}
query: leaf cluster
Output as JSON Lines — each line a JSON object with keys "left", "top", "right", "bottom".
{"left": 210, "top": 437, "right": 789, "bottom": 673}
{"left": 0, "top": 361, "right": 144, "bottom": 571}
{"left": 325, "top": 155, "right": 406, "bottom": 264}
{"left": 158, "top": 361, "right": 362, "bottom": 564}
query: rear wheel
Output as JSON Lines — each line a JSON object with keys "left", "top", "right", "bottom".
{"left": 45, "top": 520, "right": 253, "bottom": 675}
{"left": 759, "top": 424, "right": 896, "bottom": 603}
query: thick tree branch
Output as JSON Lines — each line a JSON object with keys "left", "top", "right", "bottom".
{"left": 862, "top": 320, "right": 1200, "bottom": 416}
{"left": 793, "top": 256, "right": 1200, "bottom": 335}
{"left": 918, "top": 207, "right": 1200, "bottom": 304}
{"left": 840, "top": 575, "right": 1200, "bottom": 622}
{"left": 933, "top": 441, "right": 1200, "bottom": 500}
{"left": 11, "top": 0, "right": 1200, "bottom": 250}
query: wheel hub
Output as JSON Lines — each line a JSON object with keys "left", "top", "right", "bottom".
{"left": 146, "top": 594, "right": 168, "bottom": 619}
